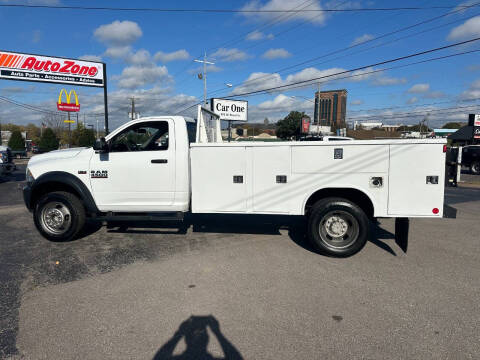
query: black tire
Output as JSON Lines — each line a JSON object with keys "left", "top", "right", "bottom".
{"left": 307, "top": 197, "right": 369, "bottom": 257}
{"left": 33, "top": 191, "right": 85, "bottom": 242}
{"left": 471, "top": 161, "right": 480, "bottom": 175}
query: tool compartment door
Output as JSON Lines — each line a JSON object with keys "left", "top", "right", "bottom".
{"left": 388, "top": 144, "right": 445, "bottom": 216}
{"left": 191, "top": 146, "right": 247, "bottom": 213}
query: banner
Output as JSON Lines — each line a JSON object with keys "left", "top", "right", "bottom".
{"left": 0, "top": 51, "right": 104, "bottom": 87}
{"left": 301, "top": 117, "right": 310, "bottom": 133}
{"left": 211, "top": 99, "right": 248, "bottom": 121}
{"left": 474, "top": 114, "right": 480, "bottom": 140}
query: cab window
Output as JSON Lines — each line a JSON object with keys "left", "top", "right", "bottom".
{"left": 110, "top": 121, "right": 169, "bottom": 152}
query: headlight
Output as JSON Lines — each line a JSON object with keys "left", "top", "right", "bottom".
{"left": 26, "top": 168, "right": 35, "bottom": 184}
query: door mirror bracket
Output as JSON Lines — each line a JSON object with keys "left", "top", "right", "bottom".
{"left": 94, "top": 137, "right": 109, "bottom": 153}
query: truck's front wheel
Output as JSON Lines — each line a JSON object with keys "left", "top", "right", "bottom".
{"left": 34, "top": 191, "right": 85, "bottom": 242}
{"left": 308, "top": 198, "right": 369, "bottom": 257}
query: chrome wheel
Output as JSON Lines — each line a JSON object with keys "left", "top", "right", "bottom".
{"left": 40, "top": 201, "right": 72, "bottom": 235}
{"left": 319, "top": 210, "right": 359, "bottom": 249}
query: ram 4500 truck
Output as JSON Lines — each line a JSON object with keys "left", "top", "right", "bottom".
{"left": 23, "top": 107, "right": 455, "bottom": 257}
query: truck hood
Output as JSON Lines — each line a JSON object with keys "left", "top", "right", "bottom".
{"left": 29, "top": 147, "right": 89, "bottom": 165}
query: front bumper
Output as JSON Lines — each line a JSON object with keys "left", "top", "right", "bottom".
{"left": 23, "top": 183, "right": 32, "bottom": 211}
{"left": 443, "top": 204, "right": 457, "bottom": 219}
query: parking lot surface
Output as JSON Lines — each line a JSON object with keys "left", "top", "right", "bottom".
{"left": 1, "top": 164, "right": 479, "bottom": 359}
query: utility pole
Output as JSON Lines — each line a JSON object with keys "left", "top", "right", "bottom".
{"left": 194, "top": 52, "right": 215, "bottom": 106}
{"left": 129, "top": 97, "right": 136, "bottom": 120}
{"left": 317, "top": 82, "right": 321, "bottom": 136}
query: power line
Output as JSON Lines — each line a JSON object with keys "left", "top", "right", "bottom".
{"left": 207, "top": 2, "right": 480, "bottom": 97}
{"left": 220, "top": 38, "right": 480, "bottom": 98}
{"left": 0, "top": 4, "right": 472, "bottom": 12}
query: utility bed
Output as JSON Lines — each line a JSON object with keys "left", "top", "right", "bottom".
{"left": 191, "top": 139, "right": 446, "bottom": 217}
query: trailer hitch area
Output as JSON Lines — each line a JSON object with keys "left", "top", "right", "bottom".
{"left": 395, "top": 217, "right": 409, "bottom": 253}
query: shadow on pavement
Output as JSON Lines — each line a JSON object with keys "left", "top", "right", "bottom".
{"left": 79, "top": 213, "right": 397, "bottom": 257}
{"left": 153, "top": 315, "right": 243, "bottom": 360}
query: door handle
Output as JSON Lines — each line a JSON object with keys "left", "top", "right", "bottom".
{"left": 151, "top": 159, "right": 168, "bottom": 164}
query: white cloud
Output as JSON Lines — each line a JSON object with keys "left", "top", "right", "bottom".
{"left": 128, "top": 49, "right": 151, "bottom": 65}
{"left": 460, "top": 78, "right": 480, "bottom": 99}
{"left": 104, "top": 45, "right": 132, "bottom": 59}
{"left": 154, "top": 49, "right": 190, "bottom": 63}
{"left": 408, "top": 83, "right": 430, "bottom": 93}
{"left": 211, "top": 48, "right": 251, "bottom": 62}
{"left": 79, "top": 54, "right": 103, "bottom": 62}
{"left": 262, "top": 48, "right": 292, "bottom": 59}
{"left": 373, "top": 76, "right": 407, "bottom": 86}
{"left": 240, "top": 0, "right": 326, "bottom": 25}
{"left": 407, "top": 97, "right": 418, "bottom": 104}
{"left": 231, "top": 72, "right": 283, "bottom": 95}
{"left": 94, "top": 20, "right": 142, "bottom": 46}
{"left": 231, "top": 66, "right": 381, "bottom": 95}
{"left": 188, "top": 64, "right": 223, "bottom": 74}
{"left": 246, "top": 30, "right": 274, "bottom": 41}
{"left": 351, "top": 34, "right": 374, "bottom": 46}
{"left": 447, "top": 15, "right": 480, "bottom": 40}
{"left": 424, "top": 91, "right": 445, "bottom": 99}
{"left": 32, "top": 30, "right": 42, "bottom": 44}
{"left": 351, "top": 99, "right": 363, "bottom": 105}
{"left": 112, "top": 64, "right": 171, "bottom": 89}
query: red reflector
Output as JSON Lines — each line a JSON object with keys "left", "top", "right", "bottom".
{"left": 432, "top": 208, "right": 439, "bottom": 214}
{"left": 443, "top": 145, "right": 447, "bottom": 153}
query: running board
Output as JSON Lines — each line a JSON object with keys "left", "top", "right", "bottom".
{"left": 96, "top": 211, "right": 184, "bottom": 222}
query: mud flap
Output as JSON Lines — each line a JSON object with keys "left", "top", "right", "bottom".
{"left": 395, "top": 217, "right": 409, "bottom": 253}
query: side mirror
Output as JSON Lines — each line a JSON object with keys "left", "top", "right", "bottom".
{"left": 93, "top": 137, "right": 108, "bottom": 153}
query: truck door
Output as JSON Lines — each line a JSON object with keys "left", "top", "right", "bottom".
{"left": 89, "top": 120, "right": 176, "bottom": 212}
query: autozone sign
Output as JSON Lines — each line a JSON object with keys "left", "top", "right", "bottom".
{"left": 0, "top": 51, "right": 104, "bottom": 87}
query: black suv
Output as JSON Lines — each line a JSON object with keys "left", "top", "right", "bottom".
{"left": 462, "top": 145, "right": 480, "bottom": 175}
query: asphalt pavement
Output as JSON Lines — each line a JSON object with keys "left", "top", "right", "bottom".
{"left": 1, "top": 164, "right": 479, "bottom": 359}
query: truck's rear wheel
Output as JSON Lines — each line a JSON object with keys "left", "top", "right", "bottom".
{"left": 34, "top": 191, "right": 85, "bottom": 242}
{"left": 308, "top": 197, "right": 369, "bottom": 257}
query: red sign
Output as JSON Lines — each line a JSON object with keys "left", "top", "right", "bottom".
{"left": 302, "top": 117, "right": 310, "bottom": 133}
{"left": 57, "top": 103, "right": 80, "bottom": 112}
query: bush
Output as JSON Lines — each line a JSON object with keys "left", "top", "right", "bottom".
{"left": 39, "top": 128, "right": 59, "bottom": 152}
{"left": 7, "top": 130, "right": 25, "bottom": 150}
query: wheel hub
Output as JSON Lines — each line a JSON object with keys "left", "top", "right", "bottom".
{"left": 40, "top": 202, "right": 71, "bottom": 235}
{"left": 324, "top": 215, "right": 348, "bottom": 238}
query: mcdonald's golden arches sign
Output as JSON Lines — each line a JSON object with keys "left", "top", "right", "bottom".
{"left": 57, "top": 89, "right": 80, "bottom": 112}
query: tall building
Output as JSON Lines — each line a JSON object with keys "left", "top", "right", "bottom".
{"left": 313, "top": 89, "right": 347, "bottom": 128}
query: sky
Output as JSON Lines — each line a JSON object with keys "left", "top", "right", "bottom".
{"left": 0, "top": 0, "right": 480, "bottom": 130}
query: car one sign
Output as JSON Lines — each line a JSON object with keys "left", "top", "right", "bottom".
{"left": 211, "top": 99, "right": 248, "bottom": 121}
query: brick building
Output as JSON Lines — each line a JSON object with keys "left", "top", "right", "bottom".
{"left": 313, "top": 89, "right": 347, "bottom": 128}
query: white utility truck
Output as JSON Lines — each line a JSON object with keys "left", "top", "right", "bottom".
{"left": 23, "top": 107, "right": 455, "bottom": 257}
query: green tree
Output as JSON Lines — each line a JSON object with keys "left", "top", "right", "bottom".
{"left": 8, "top": 130, "right": 25, "bottom": 150}
{"left": 71, "top": 123, "right": 96, "bottom": 147}
{"left": 276, "top": 111, "right": 304, "bottom": 139}
{"left": 442, "top": 122, "right": 462, "bottom": 129}
{"left": 39, "top": 128, "right": 59, "bottom": 151}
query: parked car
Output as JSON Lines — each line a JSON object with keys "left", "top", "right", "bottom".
{"left": 0, "top": 146, "right": 15, "bottom": 176}
{"left": 11, "top": 149, "right": 27, "bottom": 158}
{"left": 462, "top": 145, "right": 480, "bottom": 175}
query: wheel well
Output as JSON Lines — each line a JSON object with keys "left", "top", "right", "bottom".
{"left": 31, "top": 182, "right": 81, "bottom": 209}
{"left": 305, "top": 188, "right": 374, "bottom": 219}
